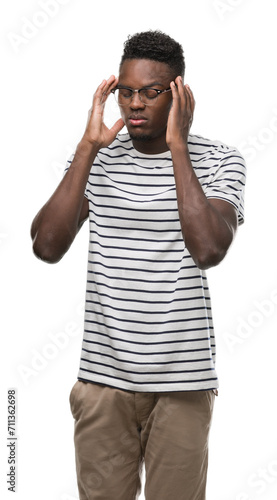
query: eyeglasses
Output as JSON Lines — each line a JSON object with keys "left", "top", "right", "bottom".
{"left": 111, "top": 87, "right": 172, "bottom": 106}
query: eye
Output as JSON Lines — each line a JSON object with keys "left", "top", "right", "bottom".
{"left": 118, "top": 88, "right": 133, "bottom": 99}
{"left": 142, "top": 89, "right": 159, "bottom": 99}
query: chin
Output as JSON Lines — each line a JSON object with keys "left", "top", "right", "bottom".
{"left": 129, "top": 133, "right": 153, "bottom": 142}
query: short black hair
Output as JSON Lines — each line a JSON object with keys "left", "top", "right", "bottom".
{"left": 120, "top": 30, "right": 185, "bottom": 78}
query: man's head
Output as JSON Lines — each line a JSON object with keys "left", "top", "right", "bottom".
{"left": 120, "top": 30, "right": 185, "bottom": 80}
{"left": 116, "top": 31, "right": 185, "bottom": 154}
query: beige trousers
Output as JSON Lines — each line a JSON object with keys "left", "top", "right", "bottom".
{"left": 69, "top": 380, "right": 215, "bottom": 500}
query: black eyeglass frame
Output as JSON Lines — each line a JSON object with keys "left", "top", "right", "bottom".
{"left": 111, "top": 86, "right": 172, "bottom": 105}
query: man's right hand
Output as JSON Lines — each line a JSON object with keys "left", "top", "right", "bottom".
{"left": 31, "top": 76, "right": 124, "bottom": 264}
{"left": 81, "top": 75, "right": 124, "bottom": 150}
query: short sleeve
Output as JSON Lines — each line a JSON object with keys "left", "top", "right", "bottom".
{"left": 64, "top": 153, "right": 90, "bottom": 200}
{"left": 204, "top": 146, "right": 246, "bottom": 225}
{"left": 64, "top": 153, "right": 74, "bottom": 174}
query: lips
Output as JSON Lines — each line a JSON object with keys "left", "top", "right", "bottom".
{"left": 128, "top": 114, "right": 148, "bottom": 127}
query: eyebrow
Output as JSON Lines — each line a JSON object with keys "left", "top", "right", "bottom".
{"left": 117, "top": 82, "right": 165, "bottom": 89}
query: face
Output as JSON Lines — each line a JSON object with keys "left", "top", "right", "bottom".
{"left": 117, "top": 59, "right": 174, "bottom": 154}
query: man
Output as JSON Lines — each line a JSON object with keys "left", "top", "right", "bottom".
{"left": 31, "top": 30, "right": 246, "bottom": 500}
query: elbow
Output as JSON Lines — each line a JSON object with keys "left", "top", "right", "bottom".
{"left": 188, "top": 231, "right": 234, "bottom": 270}
{"left": 194, "top": 247, "right": 228, "bottom": 270}
{"left": 32, "top": 243, "right": 63, "bottom": 264}
{"left": 32, "top": 235, "right": 65, "bottom": 264}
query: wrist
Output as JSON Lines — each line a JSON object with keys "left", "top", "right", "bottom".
{"left": 77, "top": 137, "right": 100, "bottom": 157}
{"left": 169, "top": 139, "right": 189, "bottom": 156}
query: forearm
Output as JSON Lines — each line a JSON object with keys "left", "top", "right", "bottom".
{"left": 31, "top": 140, "right": 98, "bottom": 263}
{"left": 171, "top": 144, "right": 235, "bottom": 270}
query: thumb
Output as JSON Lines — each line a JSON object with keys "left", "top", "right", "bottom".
{"left": 110, "top": 118, "right": 125, "bottom": 137}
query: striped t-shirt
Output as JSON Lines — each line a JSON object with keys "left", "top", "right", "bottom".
{"left": 66, "top": 133, "right": 246, "bottom": 392}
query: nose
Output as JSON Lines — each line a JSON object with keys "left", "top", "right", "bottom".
{"left": 130, "top": 92, "right": 146, "bottom": 109}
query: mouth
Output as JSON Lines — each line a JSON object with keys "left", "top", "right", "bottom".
{"left": 128, "top": 114, "right": 148, "bottom": 127}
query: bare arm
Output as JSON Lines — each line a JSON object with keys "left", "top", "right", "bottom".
{"left": 166, "top": 77, "right": 238, "bottom": 270}
{"left": 31, "top": 76, "right": 124, "bottom": 263}
{"left": 31, "top": 144, "right": 93, "bottom": 263}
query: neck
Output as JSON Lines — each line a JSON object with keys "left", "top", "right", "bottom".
{"left": 130, "top": 135, "right": 170, "bottom": 155}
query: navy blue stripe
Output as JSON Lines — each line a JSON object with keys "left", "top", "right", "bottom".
{"left": 88, "top": 259, "right": 196, "bottom": 274}
{"left": 79, "top": 368, "right": 217, "bottom": 385}
{"left": 86, "top": 279, "right": 208, "bottom": 295}
{"left": 89, "top": 240, "right": 184, "bottom": 254}
{"left": 89, "top": 229, "right": 184, "bottom": 244}
{"left": 90, "top": 171, "right": 175, "bottom": 188}
{"left": 82, "top": 338, "right": 212, "bottom": 355}
{"left": 86, "top": 189, "right": 178, "bottom": 204}
{"left": 85, "top": 311, "right": 212, "bottom": 326}
{"left": 81, "top": 357, "right": 214, "bottom": 376}
{"left": 89, "top": 220, "right": 180, "bottom": 233}
{"left": 84, "top": 321, "right": 212, "bottom": 337}
{"left": 88, "top": 250, "right": 184, "bottom": 264}
{"left": 86, "top": 289, "right": 209, "bottom": 305}
{"left": 215, "top": 176, "right": 245, "bottom": 186}
{"left": 89, "top": 198, "right": 179, "bottom": 213}
{"left": 207, "top": 188, "right": 241, "bottom": 201}
{"left": 81, "top": 348, "right": 212, "bottom": 365}
{"left": 88, "top": 208, "right": 180, "bottom": 224}
{"left": 87, "top": 270, "right": 202, "bottom": 284}
{"left": 83, "top": 331, "right": 211, "bottom": 346}
{"left": 99, "top": 151, "right": 172, "bottom": 163}
{"left": 88, "top": 181, "right": 176, "bottom": 197}
{"left": 85, "top": 300, "right": 211, "bottom": 315}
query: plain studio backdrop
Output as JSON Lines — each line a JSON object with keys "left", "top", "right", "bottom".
{"left": 1, "top": 1, "right": 277, "bottom": 499}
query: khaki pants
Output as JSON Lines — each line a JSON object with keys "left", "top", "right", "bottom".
{"left": 69, "top": 380, "right": 215, "bottom": 500}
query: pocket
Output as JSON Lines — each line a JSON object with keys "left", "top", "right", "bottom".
{"left": 69, "top": 380, "right": 80, "bottom": 416}
{"left": 204, "top": 389, "right": 216, "bottom": 416}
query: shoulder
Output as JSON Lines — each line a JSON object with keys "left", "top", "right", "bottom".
{"left": 188, "top": 133, "right": 246, "bottom": 173}
{"left": 188, "top": 133, "right": 242, "bottom": 156}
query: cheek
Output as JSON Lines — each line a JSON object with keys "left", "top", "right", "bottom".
{"left": 154, "top": 106, "right": 171, "bottom": 127}
{"left": 119, "top": 107, "right": 127, "bottom": 124}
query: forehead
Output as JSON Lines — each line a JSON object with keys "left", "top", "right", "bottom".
{"left": 118, "top": 59, "right": 173, "bottom": 87}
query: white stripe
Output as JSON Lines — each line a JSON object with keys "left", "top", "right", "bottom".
{"left": 64, "top": 132, "right": 246, "bottom": 392}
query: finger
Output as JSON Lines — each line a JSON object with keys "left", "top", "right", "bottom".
{"left": 185, "top": 84, "right": 195, "bottom": 114}
{"left": 182, "top": 85, "right": 194, "bottom": 119}
{"left": 184, "top": 85, "right": 195, "bottom": 131}
{"left": 93, "top": 76, "right": 115, "bottom": 102}
{"left": 86, "top": 106, "right": 92, "bottom": 124}
{"left": 176, "top": 76, "right": 184, "bottom": 90}
{"left": 174, "top": 76, "right": 188, "bottom": 111}
{"left": 102, "top": 75, "right": 118, "bottom": 95}
{"left": 170, "top": 80, "right": 179, "bottom": 102}
{"left": 184, "top": 86, "right": 192, "bottom": 114}
{"left": 176, "top": 76, "right": 185, "bottom": 97}
{"left": 100, "top": 75, "right": 119, "bottom": 106}
{"left": 107, "top": 74, "right": 117, "bottom": 88}
{"left": 92, "top": 79, "right": 107, "bottom": 106}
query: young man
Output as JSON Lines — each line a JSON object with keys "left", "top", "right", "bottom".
{"left": 31, "top": 31, "right": 246, "bottom": 500}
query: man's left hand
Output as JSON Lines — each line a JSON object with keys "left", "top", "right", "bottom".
{"left": 166, "top": 77, "right": 195, "bottom": 149}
